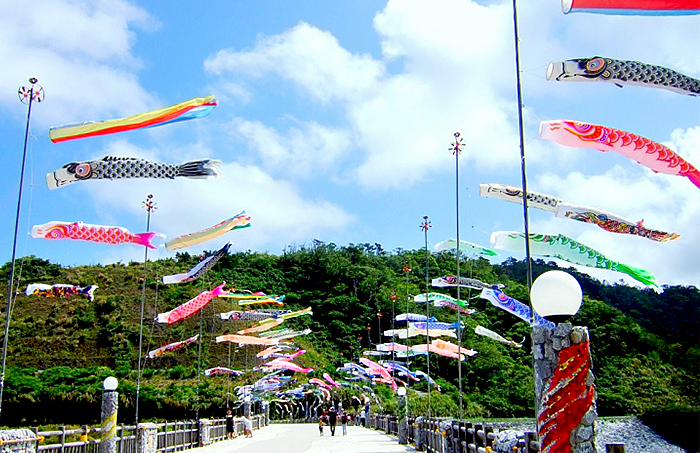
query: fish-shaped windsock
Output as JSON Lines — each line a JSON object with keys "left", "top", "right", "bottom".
{"left": 163, "top": 243, "right": 231, "bottom": 284}
{"left": 46, "top": 155, "right": 222, "bottom": 190}
{"left": 265, "top": 358, "right": 313, "bottom": 374}
{"left": 547, "top": 56, "right": 700, "bottom": 96}
{"left": 323, "top": 373, "right": 341, "bottom": 387}
{"left": 219, "top": 310, "right": 276, "bottom": 321}
{"left": 480, "top": 287, "right": 555, "bottom": 328}
{"left": 236, "top": 318, "right": 284, "bottom": 334}
{"left": 434, "top": 238, "right": 498, "bottom": 256}
{"left": 432, "top": 275, "right": 497, "bottom": 290}
{"left": 148, "top": 335, "right": 199, "bottom": 359}
{"left": 561, "top": 0, "right": 699, "bottom": 15}
{"left": 32, "top": 221, "right": 162, "bottom": 249}
{"left": 216, "top": 334, "right": 278, "bottom": 346}
{"left": 165, "top": 212, "right": 250, "bottom": 251}
{"left": 204, "top": 367, "right": 243, "bottom": 377}
{"left": 540, "top": 120, "right": 700, "bottom": 190}
{"left": 157, "top": 282, "right": 228, "bottom": 324}
{"left": 26, "top": 283, "right": 98, "bottom": 301}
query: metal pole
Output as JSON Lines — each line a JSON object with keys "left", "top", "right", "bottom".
{"left": 420, "top": 215, "right": 431, "bottom": 418}
{"left": 0, "top": 78, "right": 44, "bottom": 418}
{"left": 511, "top": 0, "right": 533, "bottom": 294}
{"left": 135, "top": 194, "right": 156, "bottom": 425}
{"left": 511, "top": 0, "right": 538, "bottom": 430}
{"left": 403, "top": 265, "right": 411, "bottom": 417}
{"left": 450, "top": 132, "right": 464, "bottom": 419}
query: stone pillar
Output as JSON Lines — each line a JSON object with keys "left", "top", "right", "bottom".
{"left": 397, "top": 393, "right": 408, "bottom": 444}
{"left": 137, "top": 424, "right": 158, "bottom": 453}
{"left": 100, "top": 387, "right": 118, "bottom": 453}
{"left": 532, "top": 324, "right": 597, "bottom": 453}
{"left": 414, "top": 416, "right": 425, "bottom": 451}
{"left": 439, "top": 419, "right": 454, "bottom": 453}
{"left": 198, "top": 419, "right": 211, "bottom": 447}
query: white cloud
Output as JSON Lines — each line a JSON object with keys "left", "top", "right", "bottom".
{"left": 0, "top": 0, "right": 157, "bottom": 127}
{"left": 230, "top": 117, "right": 352, "bottom": 179}
{"left": 205, "top": 22, "right": 385, "bottom": 105}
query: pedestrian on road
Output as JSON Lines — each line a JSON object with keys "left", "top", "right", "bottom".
{"left": 328, "top": 407, "right": 337, "bottom": 436}
{"left": 360, "top": 408, "right": 366, "bottom": 427}
{"left": 225, "top": 408, "right": 235, "bottom": 439}
{"left": 340, "top": 411, "right": 348, "bottom": 435}
{"left": 239, "top": 415, "right": 253, "bottom": 438}
{"left": 318, "top": 416, "right": 325, "bottom": 436}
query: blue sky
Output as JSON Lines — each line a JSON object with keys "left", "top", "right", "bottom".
{"left": 1, "top": 0, "right": 698, "bottom": 289}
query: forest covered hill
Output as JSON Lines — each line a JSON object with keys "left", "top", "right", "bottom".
{"left": 0, "top": 243, "right": 697, "bottom": 430}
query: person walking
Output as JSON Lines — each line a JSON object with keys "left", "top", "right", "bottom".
{"left": 328, "top": 407, "right": 337, "bottom": 436}
{"left": 319, "top": 411, "right": 328, "bottom": 436}
{"left": 340, "top": 411, "right": 348, "bottom": 435}
{"left": 225, "top": 408, "right": 235, "bottom": 439}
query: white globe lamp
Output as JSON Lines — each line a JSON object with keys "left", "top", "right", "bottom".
{"left": 530, "top": 270, "right": 582, "bottom": 319}
{"left": 103, "top": 376, "right": 118, "bottom": 391}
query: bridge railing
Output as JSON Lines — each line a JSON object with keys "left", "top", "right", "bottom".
{"left": 27, "top": 415, "right": 267, "bottom": 453}
{"left": 367, "top": 414, "right": 541, "bottom": 453}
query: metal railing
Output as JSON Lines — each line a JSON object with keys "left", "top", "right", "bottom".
{"left": 29, "top": 415, "right": 267, "bottom": 453}
{"left": 367, "top": 415, "right": 540, "bottom": 453}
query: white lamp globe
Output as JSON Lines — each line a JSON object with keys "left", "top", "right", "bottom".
{"left": 103, "top": 376, "right": 118, "bottom": 391}
{"left": 530, "top": 270, "right": 582, "bottom": 317}
{"left": 397, "top": 387, "right": 406, "bottom": 397}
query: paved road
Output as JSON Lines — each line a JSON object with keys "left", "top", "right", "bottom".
{"left": 191, "top": 423, "right": 417, "bottom": 453}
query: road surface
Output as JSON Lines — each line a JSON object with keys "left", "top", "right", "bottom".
{"left": 191, "top": 423, "right": 417, "bottom": 453}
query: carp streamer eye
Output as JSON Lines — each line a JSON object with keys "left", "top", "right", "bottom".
{"left": 74, "top": 163, "right": 92, "bottom": 179}
{"left": 585, "top": 57, "right": 605, "bottom": 74}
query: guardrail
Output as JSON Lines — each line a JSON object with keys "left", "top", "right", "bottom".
{"left": 21, "top": 415, "right": 267, "bottom": 453}
{"left": 368, "top": 415, "right": 627, "bottom": 453}
{"left": 367, "top": 414, "right": 539, "bottom": 452}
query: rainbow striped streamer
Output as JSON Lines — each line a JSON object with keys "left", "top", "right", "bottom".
{"left": 49, "top": 96, "right": 217, "bottom": 142}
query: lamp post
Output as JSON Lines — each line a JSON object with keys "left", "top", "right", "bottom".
{"left": 135, "top": 194, "right": 156, "bottom": 426}
{"left": 376, "top": 310, "right": 382, "bottom": 345}
{"left": 397, "top": 386, "right": 408, "bottom": 444}
{"left": 530, "top": 271, "right": 597, "bottom": 452}
{"left": 100, "top": 377, "right": 119, "bottom": 453}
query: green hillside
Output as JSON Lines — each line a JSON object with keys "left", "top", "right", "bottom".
{"left": 0, "top": 244, "right": 697, "bottom": 427}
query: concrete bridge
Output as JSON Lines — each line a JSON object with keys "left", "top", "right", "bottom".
{"left": 190, "top": 423, "right": 416, "bottom": 453}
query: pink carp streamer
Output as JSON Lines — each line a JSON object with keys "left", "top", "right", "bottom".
{"left": 540, "top": 120, "right": 700, "bottom": 189}
{"left": 562, "top": 0, "right": 699, "bottom": 15}
{"left": 323, "top": 373, "right": 341, "bottom": 387}
{"left": 265, "top": 358, "right": 313, "bottom": 374}
{"left": 360, "top": 357, "right": 397, "bottom": 390}
{"left": 309, "top": 378, "right": 333, "bottom": 389}
{"left": 32, "top": 221, "right": 162, "bottom": 249}
{"left": 157, "top": 282, "right": 228, "bottom": 324}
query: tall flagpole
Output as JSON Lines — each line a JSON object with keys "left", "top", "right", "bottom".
{"left": 0, "top": 78, "right": 44, "bottom": 419}
{"left": 511, "top": 0, "right": 533, "bottom": 293}
{"left": 420, "top": 215, "right": 431, "bottom": 418}
{"left": 135, "top": 194, "right": 156, "bottom": 425}
{"left": 511, "top": 0, "right": 540, "bottom": 429}
{"left": 449, "top": 132, "right": 465, "bottom": 419}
